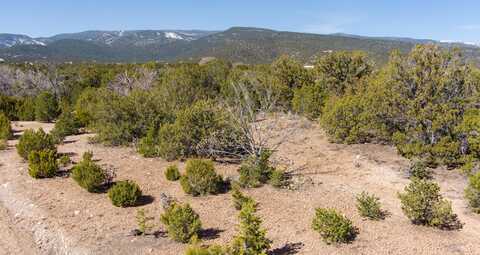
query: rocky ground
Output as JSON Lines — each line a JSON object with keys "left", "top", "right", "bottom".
{"left": 0, "top": 116, "right": 479, "bottom": 255}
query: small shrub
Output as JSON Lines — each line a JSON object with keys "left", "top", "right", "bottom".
{"left": 71, "top": 152, "right": 107, "bottom": 192}
{"left": 312, "top": 208, "right": 357, "bottom": 244}
{"left": 34, "top": 91, "right": 58, "bottom": 122}
{"left": 184, "top": 244, "right": 227, "bottom": 255}
{"left": 136, "top": 209, "right": 155, "bottom": 235}
{"left": 108, "top": 180, "right": 142, "bottom": 207}
{"left": 356, "top": 192, "right": 384, "bottom": 220}
{"left": 58, "top": 154, "right": 71, "bottom": 167}
{"left": 180, "top": 159, "right": 224, "bottom": 196}
{"left": 50, "top": 111, "right": 81, "bottom": 143}
{"left": 269, "top": 169, "right": 286, "bottom": 188}
{"left": 408, "top": 161, "right": 432, "bottom": 179}
{"left": 231, "top": 200, "right": 271, "bottom": 254}
{"left": 0, "top": 113, "right": 12, "bottom": 140}
{"left": 231, "top": 184, "right": 256, "bottom": 210}
{"left": 28, "top": 149, "right": 58, "bottom": 178}
{"left": 160, "top": 203, "right": 202, "bottom": 243}
{"left": 137, "top": 125, "right": 159, "bottom": 157}
{"left": 398, "top": 178, "right": 462, "bottom": 230}
{"left": 238, "top": 150, "right": 274, "bottom": 188}
{"left": 165, "top": 165, "right": 181, "bottom": 181}
{"left": 16, "top": 128, "right": 56, "bottom": 160}
{"left": 0, "top": 139, "right": 6, "bottom": 150}
{"left": 465, "top": 172, "right": 480, "bottom": 213}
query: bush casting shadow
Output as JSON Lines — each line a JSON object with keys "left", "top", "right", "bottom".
{"left": 270, "top": 242, "right": 304, "bottom": 255}
{"left": 199, "top": 228, "right": 224, "bottom": 240}
{"left": 135, "top": 195, "right": 155, "bottom": 207}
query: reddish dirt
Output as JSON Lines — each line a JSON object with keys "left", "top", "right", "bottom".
{"left": 0, "top": 117, "right": 479, "bottom": 255}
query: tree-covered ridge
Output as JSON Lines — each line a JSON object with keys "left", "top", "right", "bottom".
{"left": 3, "top": 27, "right": 480, "bottom": 65}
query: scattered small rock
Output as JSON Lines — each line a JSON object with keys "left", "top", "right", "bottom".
{"left": 128, "top": 229, "right": 142, "bottom": 236}
{"left": 159, "top": 193, "right": 175, "bottom": 209}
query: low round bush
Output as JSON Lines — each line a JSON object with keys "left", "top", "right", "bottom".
{"left": 165, "top": 165, "right": 180, "bottom": 181}
{"left": 71, "top": 152, "right": 107, "bottom": 192}
{"left": 16, "top": 128, "right": 56, "bottom": 160}
{"left": 238, "top": 150, "right": 274, "bottom": 188}
{"left": 180, "top": 159, "right": 224, "bottom": 196}
{"left": 108, "top": 180, "right": 142, "bottom": 207}
{"left": 0, "top": 112, "right": 12, "bottom": 140}
{"left": 160, "top": 202, "right": 202, "bottom": 243}
{"left": 356, "top": 191, "right": 384, "bottom": 220}
{"left": 465, "top": 172, "right": 480, "bottom": 213}
{"left": 28, "top": 149, "right": 58, "bottom": 178}
{"left": 312, "top": 208, "right": 357, "bottom": 244}
{"left": 408, "top": 161, "right": 432, "bottom": 180}
{"left": 50, "top": 111, "right": 81, "bottom": 143}
{"left": 398, "top": 178, "right": 462, "bottom": 230}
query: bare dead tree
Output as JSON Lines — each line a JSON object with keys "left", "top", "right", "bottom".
{"left": 108, "top": 67, "right": 158, "bottom": 95}
{"left": 0, "top": 64, "right": 59, "bottom": 97}
{"left": 197, "top": 78, "right": 297, "bottom": 162}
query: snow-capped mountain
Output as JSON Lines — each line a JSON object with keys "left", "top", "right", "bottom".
{"left": 0, "top": 34, "right": 46, "bottom": 48}
{"left": 41, "top": 30, "right": 216, "bottom": 46}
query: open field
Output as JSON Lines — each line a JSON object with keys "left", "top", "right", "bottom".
{"left": 0, "top": 116, "right": 479, "bottom": 255}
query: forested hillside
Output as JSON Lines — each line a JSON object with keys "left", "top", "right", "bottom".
{"left": 2, "top": 27, "right": 480, "bottom": 65}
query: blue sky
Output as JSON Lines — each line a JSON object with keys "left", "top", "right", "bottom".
{"left": 1, "top": 1, "right": 480, "bottom": 42}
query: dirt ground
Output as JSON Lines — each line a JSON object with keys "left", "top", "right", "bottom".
{"left": 1, "top": 116, "right": 480, "bottom": 255}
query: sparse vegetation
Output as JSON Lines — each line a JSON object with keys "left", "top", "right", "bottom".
{"left": 58, "top": 154, "right": 71, "bottom": 167}
{"left": 2, "top": 43, "right": 480, "bottom": 254}
{"left": 398, "top": 178, "right": 462, "bottom": 230}
{"left": 28, "top": 149, "right": 58, "bottom": 178}
{"left": 238, "top": 150, "right": 275, "bottom": 188}
{"left": 136, "top": 208, "right": 155, "bottom": 235}
{"left": 160, "top": 202, "right": 202, "bottom": 243}
{"left": 408, "top": 161, "right": 432, "bottom": 180}
{"left": 71, "top": 152, "right": 109, "bottom": 193}
{"left": 356, "top": 192, "right": 384, "bottom": 220}
{"left": 180, "top": 159, "right": 224, "bottom": 196}
{"left": 231, "top": 200, "right": 271, "bottom": 254}
{"left": 108, "top": 180, "right": 142, "bottom": 207}
{"left": 165, "top": 165, "right": 180, "bottom": 181}
{"left": 312, "top": 208, "right": 357, "bottom": 244}
{"left": 16, "top": 128, "right": 56, "bottom": 160}
{"left": 231, "top": 184, "right": 256, "bottom": 210}
{"left": 0, "top": 139, "right": 7, "bottom": 150}
{"left": 0, "top": 112, "right": 12, "bottom": 140}
{"left": 465, "top": 172, "right": 480, "bottom": 213}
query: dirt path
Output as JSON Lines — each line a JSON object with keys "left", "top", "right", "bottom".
{"left": 0, "top": 118, "right": 479, "bottom": 254}
{"left": 0, "top": 203, "right": 39, "bottom": 255}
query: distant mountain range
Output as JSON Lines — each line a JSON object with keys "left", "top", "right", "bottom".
{"left": 1, "top": 27, "right": 480, "bottom": 64}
